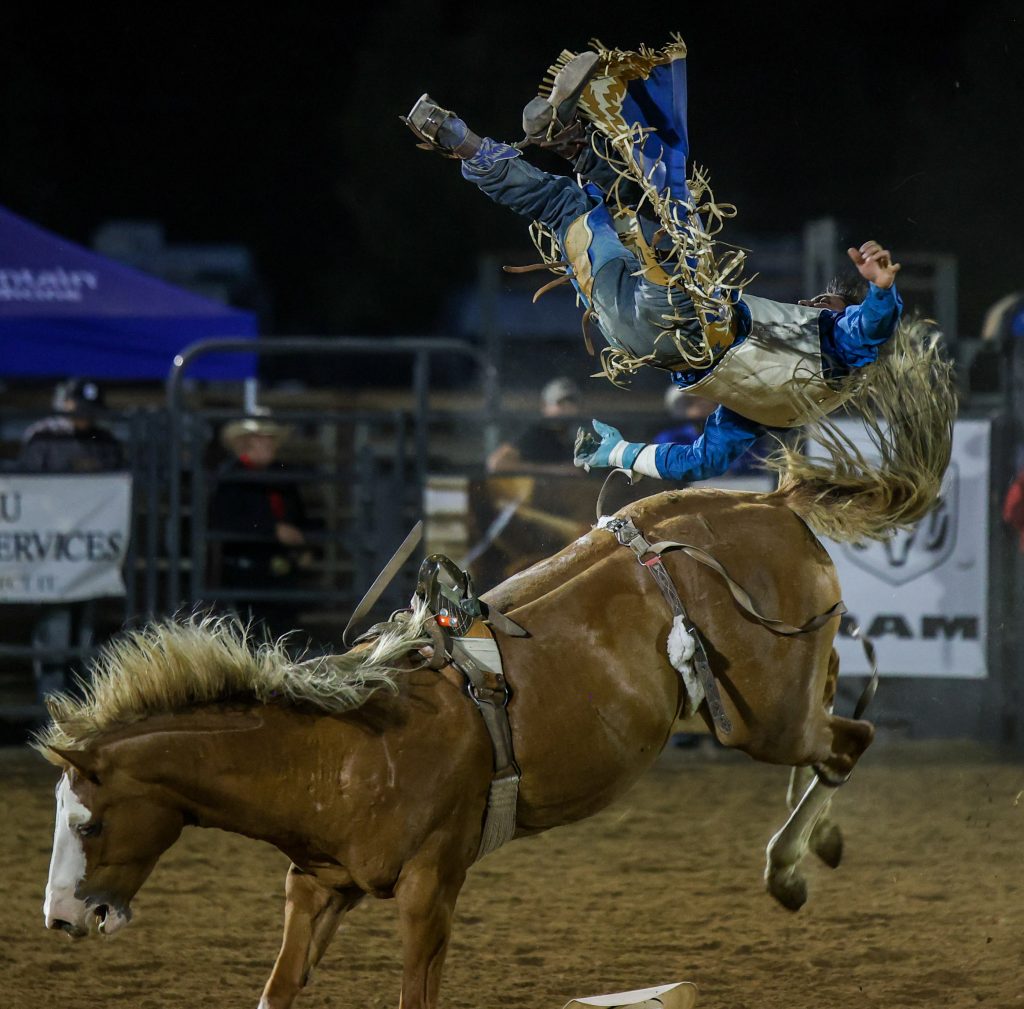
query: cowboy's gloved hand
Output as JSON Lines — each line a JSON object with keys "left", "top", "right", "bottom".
{"left": 573, "top": 419, "right": 645, "bottom": 472}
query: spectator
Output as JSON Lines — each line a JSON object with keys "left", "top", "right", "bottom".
{"left": 209, "top": 415, "right": 310, "bottom": 636}
{"left": 17, "top": 378, "right": 125, "bottom": 699}
{"left": 487, "top": 377, "right": 583, "bottom": 475}
{"left": 19, "top": 378, "right": 124, "bottom": 473}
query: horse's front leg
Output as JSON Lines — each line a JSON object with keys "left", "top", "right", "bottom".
{"left": 395, "top": 853, "right": 467, "bottom": 1009}
{"left": 258, "top": 864, "right": 364, "bottom": 1009}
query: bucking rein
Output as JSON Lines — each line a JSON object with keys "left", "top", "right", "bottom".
{"left": 342, "top": 471, "right": 878, "bottom": 861}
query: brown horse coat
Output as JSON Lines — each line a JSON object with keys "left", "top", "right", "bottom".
{"left": 41, "top": 489, "right": 871, "bottom": 1009}
{"left": 492, "top": 489, "right": 848, "bottom": 805}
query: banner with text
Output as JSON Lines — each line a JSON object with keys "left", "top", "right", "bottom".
{"left": 0, "top": 474, "right": 132, "bottom": 602}
{"left": 822, "top": 419, "right": 990, "bottom": 678}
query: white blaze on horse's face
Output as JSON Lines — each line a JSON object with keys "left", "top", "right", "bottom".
{"left": 44, "top": 773, "right": 92, "bottom": 937}
{"left": 44, "top": 772, "right": 130, "bottom": 938}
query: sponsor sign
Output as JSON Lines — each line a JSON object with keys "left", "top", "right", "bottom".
{"left": 0, "top": 474, "right": 132, "bottom": 602}
{"left": 822, "top": 419, "right": 990, "bottom": 678}
{"left": 0, "top": 267, "right": 98, "bottom": 303}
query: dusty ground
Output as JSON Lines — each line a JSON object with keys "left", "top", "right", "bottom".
{"left": 2, "top": 740, "right": 1022, "bottom": 1009}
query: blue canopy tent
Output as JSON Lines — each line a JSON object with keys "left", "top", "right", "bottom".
{"left": 0, "top": 206, "right": 256, "bottom": 380}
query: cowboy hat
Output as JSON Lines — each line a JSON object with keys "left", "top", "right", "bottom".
{"left": 219, "top": 416, "right": 293, "bottom": 451}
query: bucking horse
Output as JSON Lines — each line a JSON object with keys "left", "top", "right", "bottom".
{"left": 37, "top": 324, "right": 954, "bottom": 1008}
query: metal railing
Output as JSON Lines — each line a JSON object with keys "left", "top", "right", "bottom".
{"left": 165, "top": 336, "right": 499, "bottom": 608}
{"left": 184, "top": 406, "right": 414, "bottom": 619}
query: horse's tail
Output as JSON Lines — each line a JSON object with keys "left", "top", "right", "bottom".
{"left": 768, "top": 317, "right": 957, "bottom": 543}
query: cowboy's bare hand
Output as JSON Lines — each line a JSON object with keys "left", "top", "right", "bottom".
{"left": 847, "top": 240, "right": 901, "bottom": 289}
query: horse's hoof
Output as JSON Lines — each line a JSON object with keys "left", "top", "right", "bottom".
{"left": 765, "top": 864, "right": 808, "bottom": 912}
{"left": 812, "top": 821, "right": 843, "bottom": 869}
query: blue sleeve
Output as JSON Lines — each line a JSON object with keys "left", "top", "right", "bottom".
{"left": 653, "top": 406, "right": 766, "bottom": 481}
{"left": 822, "top": 283, "right": 903, "bottom": 372}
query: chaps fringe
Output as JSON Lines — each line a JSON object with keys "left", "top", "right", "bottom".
{"left": 528, "top": 38, "right": 754, "bottom": 386}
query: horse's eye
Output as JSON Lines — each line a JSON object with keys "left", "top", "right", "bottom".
{"left": 75, "top": 821, "right": 102, "bottom": 838}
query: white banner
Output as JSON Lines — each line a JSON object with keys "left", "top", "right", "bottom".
{"left": 822, "top": 419, "right": 990, "bottom": 678}
{"left": 0, "top": 474, "right": 132, "bottom": 602}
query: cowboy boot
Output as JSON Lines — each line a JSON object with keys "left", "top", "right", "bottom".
{"left": 522, "top": 50, "right": 600, "bottom": 158}
{"left": 403, "top": 94, "right": 521, "bottom": 171}
{"left": 403, "top": 94, "right": 482, "bottom": 158}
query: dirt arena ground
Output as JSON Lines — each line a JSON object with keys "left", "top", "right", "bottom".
{"left": 2, "top": 739, "right": 1022, "bottom": 1009}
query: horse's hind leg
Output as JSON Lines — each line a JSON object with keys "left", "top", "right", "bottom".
{"left": 259, "top": 865, "right": 364, "bottom": 1009}
{"left": 766, "top": 713, "right": 874, "bottom": 911}
{"left": 786, "top": 649, "right": 844, "bottom": 869}
{"left": 788, "top": 765, "right": 843, "bottom": 868}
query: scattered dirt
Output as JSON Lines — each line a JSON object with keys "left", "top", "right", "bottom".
{"left": 2, "top": 740, "right": 1022, "bottom": 1009}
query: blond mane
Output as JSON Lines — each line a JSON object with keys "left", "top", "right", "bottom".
{"left": 768, "top": 317, "right": 957, "bottom": 543}
{"left": 34, "top": 600, "right": 434, "bottom": 751}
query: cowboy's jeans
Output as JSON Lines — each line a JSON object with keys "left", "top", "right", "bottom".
{"left": 462, "top": 155, "right": 703, "bottom": 365}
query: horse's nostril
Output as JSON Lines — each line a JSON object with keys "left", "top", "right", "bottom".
{"left": 51, "top": 918, "right": 85, "bottom": 936}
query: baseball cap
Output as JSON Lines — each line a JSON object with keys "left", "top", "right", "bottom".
{"left": 53, "top": 378, "right": 106, "bottom": 413}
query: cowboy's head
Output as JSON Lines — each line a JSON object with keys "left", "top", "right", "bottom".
{"left": 798, "top": 274, "right": 869, "bottom": 313}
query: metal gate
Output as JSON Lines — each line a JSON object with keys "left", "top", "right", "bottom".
{"left": 166, "top": 336, "right": 498, "bottom": 638}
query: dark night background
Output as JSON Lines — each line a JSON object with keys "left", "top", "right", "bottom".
{"left": 1, "top": 1, "right": 1021, "bottom": 339}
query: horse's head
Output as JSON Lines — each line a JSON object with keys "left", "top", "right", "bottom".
{"left": 42, "top": 746, "right": 185, "bottom": 939}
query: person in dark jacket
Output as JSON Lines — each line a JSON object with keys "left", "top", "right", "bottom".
{"left": 208, "top": 416, "right": 310, "bottom": 637}
{"left": 19, "top": 378, "right": 124, "bottom": 473}
{"left": 486, "top": 377, "right": 583, "bottom": 476}
{"left": 17, "top": 378, "right": 125, "bottom": 700}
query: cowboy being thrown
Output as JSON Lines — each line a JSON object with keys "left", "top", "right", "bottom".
{"left": 574, "top": 243, "right": 901, "bottom": 481}
{"left": 403, "top": 40, "right": 904, "bottom": 482}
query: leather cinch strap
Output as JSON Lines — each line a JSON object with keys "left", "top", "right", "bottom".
{"left": 603, "top": 516, "right": 734, "bottom": 735}
{"left": 595, "top": 470, "right": 847, "bottom": 636}
{"left": 601, "top": 508, "right": 855, "bottom": 738}
{"left": 449, "top": 639, "right": 519, "bottom": 782}
{"left": 643, "top": 537, "right": 848, "bottom": 635}
{"left": 448, "top": 636, "right": 521, "bottom": 860}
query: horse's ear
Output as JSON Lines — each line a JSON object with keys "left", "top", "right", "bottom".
{"left": 40, "top": 746, "right": 101, "bottom": 784}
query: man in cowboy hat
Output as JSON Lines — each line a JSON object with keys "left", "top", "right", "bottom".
{"left": 209, "top": 414, "right": 310, "bottom": 634}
